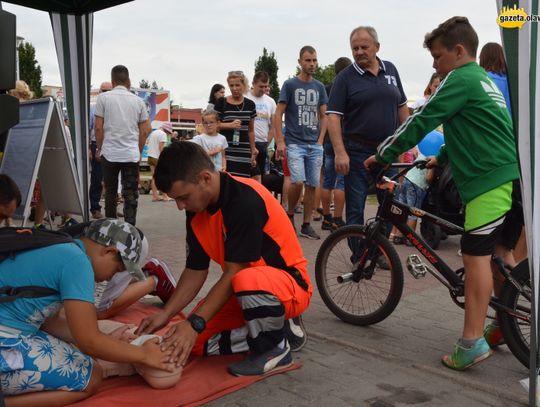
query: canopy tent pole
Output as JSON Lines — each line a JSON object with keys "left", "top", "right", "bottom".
{"left": 50, "top": 12, "right": 93, "bottom": 221}
{"left": 497, "top": 0, "right": 539, "bottom": 404}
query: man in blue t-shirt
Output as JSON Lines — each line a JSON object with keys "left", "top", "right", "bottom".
{"left": 327, "top": 26, "right": 409, "bottom": 231}
{"left": 274, "top": 45, "right": 328, "bottom": 240}
{"left": 0, "top": 219, "right": 171, "bottom": 406}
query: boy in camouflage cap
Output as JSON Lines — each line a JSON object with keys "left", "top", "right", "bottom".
{"left": 87, "top": 219, "right": 176, "bottom": 318}
{"left": 0, "top": 218, "right": 173, "bottom": 406}
{"left": 84, "top": 218, "right": 149, "bottom": 281}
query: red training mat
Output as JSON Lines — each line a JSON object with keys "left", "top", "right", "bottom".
{"left": 69, "top": 302, "right": 300, "bottom": 407}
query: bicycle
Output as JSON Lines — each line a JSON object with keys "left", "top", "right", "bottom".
{"left": 315, "top": 161, "right": 531, "bottom": 368}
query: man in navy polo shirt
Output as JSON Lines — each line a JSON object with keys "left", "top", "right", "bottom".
{"left": 327, "top": 26, "right": 409, "bottom": 230}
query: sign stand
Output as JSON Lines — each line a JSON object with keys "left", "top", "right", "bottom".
{"left": 0, "top": 98, "right": 83, "bottom": 226}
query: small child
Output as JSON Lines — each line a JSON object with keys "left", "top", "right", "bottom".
{"left": 191, "top": 110, "right": 228, "bottom": 171}
{"left": 392, "top": 149, "right": 434, "bottom": 245}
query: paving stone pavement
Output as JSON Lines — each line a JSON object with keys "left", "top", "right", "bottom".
{"left": 133, "top": 193, "right": 529, "bottom": 406}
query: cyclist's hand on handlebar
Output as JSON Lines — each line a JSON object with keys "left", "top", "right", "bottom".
{"left": 425, "top": 156, "right": 438, "bottom": 168}
{"left": 363, "top": 155, "right": 378, "bottom": 169}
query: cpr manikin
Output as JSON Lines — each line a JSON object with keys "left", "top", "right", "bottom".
{"left": 97, "top": 320, "right": 183, "bottom": 389}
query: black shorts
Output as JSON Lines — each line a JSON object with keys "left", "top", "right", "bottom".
{"left": 461, "top": 180, "right": 523, "bottom": 256}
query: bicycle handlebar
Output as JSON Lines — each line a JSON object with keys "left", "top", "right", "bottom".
{"left": 372, "top": 159, "right": 429, "bottom": 186}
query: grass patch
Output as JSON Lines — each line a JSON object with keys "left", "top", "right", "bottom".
{"left": 366, "top": 194, "right": 378, "bottom": 205}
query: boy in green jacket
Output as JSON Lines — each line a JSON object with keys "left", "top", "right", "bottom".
{"left": 364, "top": 16, "right": 521, "bottom": 370}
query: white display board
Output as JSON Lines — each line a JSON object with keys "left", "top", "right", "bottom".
{"left": 0, "top": 98, "right": 83, "bottom": 225}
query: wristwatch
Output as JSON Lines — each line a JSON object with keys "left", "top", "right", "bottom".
{"left": 187, "top": 314, "right": 206, "bottom": 333}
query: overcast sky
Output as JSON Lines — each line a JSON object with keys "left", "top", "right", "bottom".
{"left": 3, "top": 0, "right": 502, "bottom": 108}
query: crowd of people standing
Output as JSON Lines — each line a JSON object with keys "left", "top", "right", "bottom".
{"left": 0, "top": 15, "right": 524, "bottom": 407}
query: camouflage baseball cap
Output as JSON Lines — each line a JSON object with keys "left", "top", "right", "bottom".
{"left": 84, "top": 218, "right": 149, "bottom": 280}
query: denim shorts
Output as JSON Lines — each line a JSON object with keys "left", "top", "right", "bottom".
{"left": 322, "top": 142, "right": 344, "bottom": 191}
{"left": 397, "top": 178, "right": 426, "bottom": 220}
{"left": 286, "top": 143, "right": 323, "bottom": 187}
{"left": 0, "top": 328, "right": 94, "bottom": 395}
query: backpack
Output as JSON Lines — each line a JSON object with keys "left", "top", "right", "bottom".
{"left": 0, "top": 226, "right": 81, "bottom": 303}
{"left": 436, "top": 165, "right": 463, "bottom": 216}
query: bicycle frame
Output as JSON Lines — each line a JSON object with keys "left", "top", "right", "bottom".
{"left": 368, "top": 185, "right": 465, "bottom": 295}
{"left": 363, "top": 164, "right": 530, "bottom": 321}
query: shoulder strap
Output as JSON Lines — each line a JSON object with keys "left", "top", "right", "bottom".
{"left": 0, "top": 286, "right": 58, "bottom": 303}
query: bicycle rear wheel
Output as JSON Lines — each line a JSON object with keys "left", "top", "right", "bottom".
{"left": 315, "top": 225, "right": 404, "bottom": 325}
{"left": 499, "top": 259, "right": 531, "bottom": 368}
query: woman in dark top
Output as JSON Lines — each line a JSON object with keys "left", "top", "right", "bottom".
{"left": 208, "top": 83, "right": 225, "bottom": 109}
{"left": 214, "top": 71, "right": 258, "bottom": 178}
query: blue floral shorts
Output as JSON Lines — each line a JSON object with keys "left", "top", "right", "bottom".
{"left": 0, "top": 328, "right": 94, "bottom": 395}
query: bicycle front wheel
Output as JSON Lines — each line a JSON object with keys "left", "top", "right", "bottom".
{"left": 315, "top": 225, "right": 404, "bottom": 325}
{"left": 499, "top": 258, "right": 531, "bottom": 368}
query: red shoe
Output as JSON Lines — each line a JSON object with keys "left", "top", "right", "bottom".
{"left": 143, "top": 258, "right": 177, "bottom": 304}
{"left": 484, "top": 323, "right": 505, "bottom": 348}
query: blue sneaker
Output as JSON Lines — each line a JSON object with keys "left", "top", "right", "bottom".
{"left": 228, "top": 342, "right": 292, "bottom": 376}
{"left": 441, "top": 337, "right": 492, "bottom": 370}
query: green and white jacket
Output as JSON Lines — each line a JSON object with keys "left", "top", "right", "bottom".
{"left": 376, "top": 62, "right": 519, "bottom": 203}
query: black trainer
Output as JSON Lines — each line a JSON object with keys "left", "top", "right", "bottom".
{"left": 300, "top": 224, "right": 320, "bottom": 240}
{"left": 321, "top": 219, "right": 337, "bottom": 231}
{"left": 284, "top": 315, "right": 307, "bottom": 351}
{"left": 228, "top": 342, "right": 292, "bottom": 376}
{"left": 332, "top": 218, "right": 345, "bottom": 228}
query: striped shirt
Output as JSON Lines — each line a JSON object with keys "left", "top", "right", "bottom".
{"left": 214, "top": 97, "right": 257, "bottom": 177}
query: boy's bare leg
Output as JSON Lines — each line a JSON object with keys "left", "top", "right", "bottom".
{"left": 282, "top": 175, "right": 291, "bottom": 208}
{"left": 34, "top": 198, "right": 46, "bottom": 225}
{"left": 302, "top": 185, "right": 316, "bottom": 223}
{"left": 406, "top": 219, "right": 418, "bottom": 231}
{"left": 312, "top": 185, "right": 321, "bottom": 218}
{"left": 333, "top": 189, "right": 345, "bottom": 219}
{"left": 5, "top": 363, "right": 102, "bottom": 407}
{"left": 462, "top": 254, "right": 493, "bottom": 339}
{"left": 150, "top": 165, "right": 161, "bottom": 200}
{"left": 287, "top": 183, "right": 303, "bottom": 215}
{"left": 321, "top": 188, "right": 332, "bottom": 215}
{"left": 491, "top": 245, "right": 516, "bottom": 297}
{"left": 513, "top": 228, "right": 527, "bottom": 263}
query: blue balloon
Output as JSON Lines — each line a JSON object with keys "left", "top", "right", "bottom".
{"left": 418, "top": 130, "right": 444, "bottom": 156}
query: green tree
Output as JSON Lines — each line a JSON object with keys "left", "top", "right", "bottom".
{"left": 151, "top": 80, "right": 162, "bottom": 90}
{"left": 254, "top": 48, "right": 280, "bottom": 102}
{"left": 18, "top": 41, "right": 43, "bottom": 98}
{"left": 139, "top": 79, "right": 163, "bottom": 90}
{"left": 295, "top": 63, "right": 335, "bottom": 86}
{"left": 313, "top": 64, "right": 336, "bottom": 85}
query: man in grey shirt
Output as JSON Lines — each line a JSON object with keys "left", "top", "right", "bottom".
{"left": 95, "top": 65, "right": 150, "bottom": 225}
